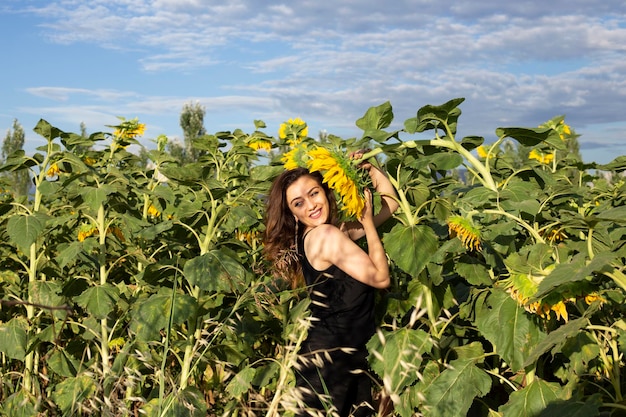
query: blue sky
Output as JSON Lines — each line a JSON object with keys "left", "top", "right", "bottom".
{"left": 1, "top": 0, "right": 626, "bottom": 164}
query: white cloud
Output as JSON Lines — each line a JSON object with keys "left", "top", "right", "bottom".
{"left": 5, "top": 0, "right": 626, "bottom": 162}
{"left": 25, "top": 87, "right": 138, "bottom": 102}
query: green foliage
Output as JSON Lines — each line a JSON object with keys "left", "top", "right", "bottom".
{"left": 1, "top": 99, "right": 626, "bottom": 416}
{"left": 1, "top": 119, "right": 31, "bottom": 196}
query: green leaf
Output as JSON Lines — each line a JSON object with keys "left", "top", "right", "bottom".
{"left": 474, "top": 288, "right": 546, "bottom": 372}
{"left": 498, "top": 379, "right": 564, "bottom": 417}
{"left": 47, "top": 349, "right": 80, "bottom": 377}
{"left": 0, "top": 318, "right": 28, "bottom": 360}
{"left": 2, "top": 390, "right": 38, "bottom": 417}
{"left": 405, "top": 98, "right": 465, "bottom": 134}
{"left": 226, "top": 366, "right": 256, "bottom": 398}
{"left": 538, "top": 395, "right": 602, "bottom": 417}
{"left": 142, "top": 387, "right": 207, "bottom": 417}
{"left": 455, "top": 256, "right": 493, "bottom": 286}
{"left": 384, "top": 224, "right": 439, "bottom": 277}
{"left": 523, "top": 317, "right": 588, "bottom": 368}
{"left": 80, "top": 185, "right": 115, "bottom": 212}
{"left": 535, "top": 252, "right": 615, "bottom": 298}
{"left": 598, "top": 155, "right": 626, "bottom": 172}
{"left": 7, "top": 214, "right": 45, "bottom": 250}
{"left": 250, "top": 164, "right": 284, "bottom": 182}
{"left": 131, "top": 290, "right": 197, "bottom": 341}
{"left": 37, "top": 179, "right": 61, "bottom": 196}
{"left": 253, "top": 361, "right": 281, "bottom": 387}
{"left": 427, "top": 152, "right": 463, "bottom": 170}
{"left": 29, "top": 281, "right": 67, "bottom": 320}
{"left": 56, "top": 241, "right": 86, "bottom": 268}
{"left": 222, "top": 206, "right": 259, "bottom": 233}
{"left": 494, "top": 127, "right": 553, "bottom": 147}
{"left": 460, "top": 135, "right": 484, "bottom": 151}
{"left": 367, "top": 328, "right": 433, "bottom": 395}
{"left": 183, "top": 249, "right": 248, "bottom": 293}
{"left": 422, "top": 358, "right": 491, "bottom": 417}
{"left": 75, "top": 284, "right": 120, "bottom": 320}
{"left": 596, "top": 205, "right": 626, "bottom": 223}
{"left": 33, "top": 119, "right": 64, "bottom": 141}
{"left": 51, "top": 374, "right": 97, "bottom": 414}
{"left": 356, "top": 101, "right": 394, "bottom": 131}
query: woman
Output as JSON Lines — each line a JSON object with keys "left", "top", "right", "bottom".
{"left": 263, "top": 156, "right": 398, "bottom": 417}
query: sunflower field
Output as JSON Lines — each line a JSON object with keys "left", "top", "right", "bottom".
{"left": 1, "top": 98, "right": 626, "bottom": 416}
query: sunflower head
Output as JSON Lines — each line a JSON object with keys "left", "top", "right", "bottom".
{"left": 281, "top": 142, "right": 311, "bottom": 170}
{"left": 529, "top": 149, "right": 554, "bottom": 165}
{"left": 306, "top": 146, "right": 365, "bottom": 218}
{"left": 447, "top": 215, "right": 482, "bottom": 251}
{"left": 109, "top": 117, "right": 145, "bottom": 151}
{"left": 539, "top": 116, "right": 573, "bottom": 141}
{"left": 247, "top": 137, "right": 273, "bottom": 152}
{"left": 278, "top": 117, "right": 308, "bottom": 146}
{"left": 46, "top": 163, "right": 61, "bottom": 178}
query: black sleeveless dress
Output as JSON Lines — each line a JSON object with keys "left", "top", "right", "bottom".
{"left": 295, "top": 230, "right": 376, "bottom": 417}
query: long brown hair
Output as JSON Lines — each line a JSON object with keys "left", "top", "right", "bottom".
{"left": 263, "top": 167, "right": 337, "bottom": 288}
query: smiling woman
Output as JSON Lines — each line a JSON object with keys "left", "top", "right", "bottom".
{"left": 263, "top": 161, "right": 398, "bottom": 416}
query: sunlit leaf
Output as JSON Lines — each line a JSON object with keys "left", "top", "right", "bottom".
{"left": 51, "top": 374, "right": 97, "bottom": 414}
{"left": 183, "top": 249, "right": 248, "bottom": 293}
{"left": 75, "top": 284, "right": 120, "bottom": 320}
{"left": 2, "top": 390, "right": 38, "bottom": 417}
{"left": 367, "top": 328, "right": 433, "bottom": 395}
{"left": 474, "top": 288, "right": 546, "bottom": 372}
{"left": 131, "top": 290, "right": 197, "bottom": 341}
{"left": 226, "top": 366, "right": 256, "bottom": 398}
{"left": 422, "top": 358, "right": 491, "bottom": 417}
{"left": 47, "top": 349, "right": 80, "bottom": 377}
{"left": 7, "top": 214, "right": 44, "bottom": 250}
{"left": 535, "top": 252, "right": 615, "bottom": 298}
{"left": 385, "top": 224, "right": 438, "bottom": 277}
{"left": 0, "top": 318, "right": 28, "bottom": 360}
{"left": 498, "top": 379, "right": 564, "bottom": 417}
{"left": 356, "top": 101, "right": 394, "bottom": 131}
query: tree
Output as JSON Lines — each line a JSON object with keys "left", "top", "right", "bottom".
{"left": 179, "top": 101, "right": 206, "bottom": 162}
{"left": 1, "top": 119, "right": 31, "bottom": 197}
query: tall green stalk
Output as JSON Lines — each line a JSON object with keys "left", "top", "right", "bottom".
{"left": 97, "top": 203, "right": 111, "bottom": 378}
{"left": 179, "top": 197, "right": 219, "bottom": 389}
{"left": 22, "top": 138, "right": 53, "bottom": 394}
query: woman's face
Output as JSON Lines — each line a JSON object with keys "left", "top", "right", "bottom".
{"left": 285, "top": 175, "right": 330, "bottom": 231}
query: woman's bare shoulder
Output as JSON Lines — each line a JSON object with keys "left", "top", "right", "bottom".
{"left": 307, "top": 223, "right": 343, "bottom": 241}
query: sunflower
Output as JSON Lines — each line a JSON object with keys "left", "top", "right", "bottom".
{"left": 114, "top": 120, "right": 146, "bottom": 139}
{"left": 46, "top": 163, "right": 61, "bottom": 178}
{"left": 247, "top": 137, "right": 273, "bottom": 152}
{"left": 540, "top": 227, "right": 568, "bottom": 243}
{"left": 447, "top": 215, "right": 482, "bottom": 251}
{"left": 497, "top": 262, "right": 605, "bottom": 322}
{"left": 281, "top": 143, "right": 310, "bottom": 170}
{"left": 77, "top": 224, "right": 98, "bottom": 242}
{"left": 147, "top": 204, "right": 161, "bottom": 219}
{"left": 529, "top": 149, "right": 554, "bottom": 165}
{"left": 307, "top": 146, "right": 364, "bottom": 218}
{"left": 476, "top": 145, "right": 488, "bottom": 159}
{"left": 278, "top": 117, "right": 308, "bottom": 146}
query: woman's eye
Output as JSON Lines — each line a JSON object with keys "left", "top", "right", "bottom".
{"left": 294, "top": 201, "right": 302, "bottom": 208}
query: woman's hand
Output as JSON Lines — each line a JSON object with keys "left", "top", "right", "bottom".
{"left": 350, "top": 148, "right": 373, "bottom": 171}
{"left": 359, "top": 188, "right": 374, "bottom": 225}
